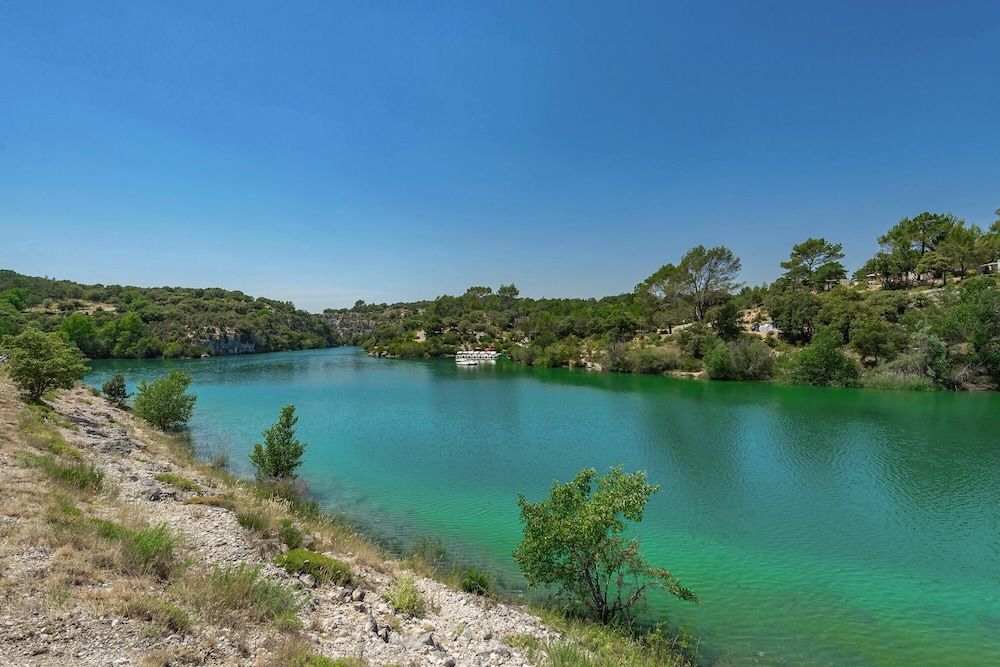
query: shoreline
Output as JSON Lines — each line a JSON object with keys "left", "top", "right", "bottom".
{"left": 0, "top": 374, "right": 695, "bottom": 666}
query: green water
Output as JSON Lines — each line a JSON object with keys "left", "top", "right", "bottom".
{"left": 86, "top": 347, "right": 1000, "bottom": 665}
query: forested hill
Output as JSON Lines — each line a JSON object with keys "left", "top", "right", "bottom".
{"left": 0, "top": 270, "right": 337, "bottom": 358}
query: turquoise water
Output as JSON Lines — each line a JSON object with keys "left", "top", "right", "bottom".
{"left": 87, "top": 348, "right": 1000, "bottom": 665}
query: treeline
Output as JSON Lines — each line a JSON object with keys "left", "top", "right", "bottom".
{"left": 328, "top": 209, "right": 1000, "bottom": 391}
{"left": 0, "top": 270, "right": 337, "bottom": 359}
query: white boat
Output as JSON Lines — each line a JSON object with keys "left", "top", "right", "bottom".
{"left": 455, "top": 349, "right": 500, "bottom": 365}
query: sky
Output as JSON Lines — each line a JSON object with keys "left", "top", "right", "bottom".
{"left": 2, "top": 2, "right": 999, "bottom": 311}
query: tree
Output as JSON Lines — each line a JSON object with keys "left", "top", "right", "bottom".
{"left": 780, "top": 238, "right": 846, "bottom": 287}
{"left": 916, "top": 251, "right": 952, "bottom": 282}
{"left": 1, "top": 328, "right": 89, "bottom": 400}
{"left": 677, "top": 246, "right": 742, "bottom": 321}
{"left": 879, "top": 212, "right": 955, "bottom": 256}
{"left": 101, "top": 373, "right": 130, "bottom": 408}
{"left": 708, "top": 300, "right": 741, "bottom": 340}
{"left": 59, "top": 313, "right": 100, "bottom": 357}
{"left": 249, "top": 404, "right": 306, "bottom": 480}
{"left": 637, "top": 263, "right": 693, "bottom": 333}
{"left": 849, "top": 319, "right": 892, "bottom": 364}
{"left": 513, "top": 466, "right": 696, "bottom": 624}
{"left": 133, "top": 371, "right": 196, "bottom": 430}
{"left": 788, "top": 327, "right": 860, "bottom": 387}
{"left": 937, "top": 222, "right": 984, "bottom": 278}
{"left": 767, "top": 289, "right": 820, "bottom": 344}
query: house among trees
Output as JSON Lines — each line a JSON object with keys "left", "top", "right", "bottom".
{"left": 982, "top": 259, "right": 1000, "bottom": 275}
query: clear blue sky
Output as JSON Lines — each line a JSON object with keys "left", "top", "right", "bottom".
{"left": 2, "top": 2, "right": 998, "bottom": 311}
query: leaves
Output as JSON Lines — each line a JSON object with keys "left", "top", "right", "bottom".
{"left": 514, "top": 466, "right": 696, "bottom": 624}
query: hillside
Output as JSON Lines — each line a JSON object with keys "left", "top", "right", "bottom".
{"left": 0, "top": 270, "right": 337, "bottom": 358}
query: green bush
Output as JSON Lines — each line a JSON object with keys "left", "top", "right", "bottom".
{"left": 626, "top": 346, "right": 682, "bottom": 374}
{"left": 787, "top": 327, "right": 860, "bottom": 387}
{"left": 1, "top": 328, "right": 88, "bottom": 400}
{"left": 274, "top": 549, "right": 352, "bottom": 585}
{"left": 133, "top": 371, "right": 196, "bottom": 430}
{"left": 459, "top": 567, "right": 494, "bottom": 597}
{"left": 514, "top": 466, "right": 696, "bottom": 624}
{"left": 279, "top": 519, "right": 304, "bottom": 549}
{"left": 677, "top": 323, "right": 719, "bottom": 359}
{"left": 123, "top": 523, "right": 181, "bottom": 579}
{"left": 383, "top": 574, "right": 424, "bottom": 616}
{"left": 250, "top": 405, "right": 306, "bottom": 480}
{"left": 706, "top": 339, "right": 775, "bottom": 380}
{"left": 101, "top": 373, "right": 130, "bottom": 408}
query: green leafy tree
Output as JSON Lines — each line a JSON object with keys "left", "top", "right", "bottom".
{"left": 58, "top": 313, "right": 101, "bottom": 357}
{"left": 249, "top": 405, "right": 306, "bottom": 480}
{"left": 788, "top": 327, "right": 860, "bottom": 387}
{"left": 849, "top": 319, "right": 892, "bottom": 364}
{"left": 937, "top": 222, "right": 985, "bottom": 278}
{"left": 916, "top": 251, "right": 952, "bottom": 282}
{"left": 101, "top": 373, "right": 130, "bottom": 408}
{"left": 708, "top": 300, "right": 742, "bottom": 341}
{"left": 513, "top": 466, "right": 696, "bottom": 624}
{"left": 780, "top": 237, "right": 846, "bottom": 287}
{"left": 1, "top": 328, "right": 89, "bottom": 400}
{"left": 677, "top": 245, "right": 743, "bottom": 321}
{"left": 0, "top": 299, "right": 24, "bottom": 338}
{"left": 767, "top": 289, "right": 821, "bottom": 344}
{"left": 133, "top": 371, "right": 196, "bottom": 430}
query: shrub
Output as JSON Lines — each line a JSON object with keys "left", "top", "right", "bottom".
{"left": 154, "top": 472, "right": 202, "bottom": 492}
{"left": 250, "top": 405, "right": 306, "bottom": 480}
{"left": 101, "top": 373, "right": 130, "bottom": 408}
{"left": 677, "top": 323, "right": 719, "bottom": 359}
{"left": 459, "top": 567, "right": 494, "bottom": 597}
{"left": 274, "top": 549, "right": 352, "bottom": 585}
{"left": 133, "top": 371, "right": 196, "bottom": 430}
{"left": 383, "top": 574, "right": 424, "bottom": 616}
{"left": 514, "top": 466, "right": 696, "bottom": 624}
{"left": 193, "top": 564, "right": 302, "bottom": 625}
{"left": 279, "top": 519, "right": 304, "bottom": 549}
{"left": 122, "top": 523, "right": 181, "bottom": 579}
{"left": 706, "top": 339, "right": 775, "bottom": 380}
{"left": 119, "top": 596, "right": 191, "bottom": 634}
{"left": 787, "top": 327, "right": 860, "bottom": 387}
{"left": 1, "top": 328, "right": 89, "bottom": 400}
{"left": 626, "top": 346, "right": 682, "bottom": 374}
{"left": 860, "top": 369, "right": 936, "bottom": 391}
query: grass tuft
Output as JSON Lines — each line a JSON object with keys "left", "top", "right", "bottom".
{"left": 23, "top": 452, "right": 103, "bottom": 491}
{"left": 119, "top": 596, "right": 191, "bottom": 634}
{"left": 122, "top": 523, "right": 181, "bottom": 579}
{"left": 183, "top": 563, "right": 302, "bottom": 628}
{"left": 274, "top": 549, "right": 352, "bottom": 585}
{"left": 154, "top": 472, "right": 203, "bottom": 492}
{"left": 382, "top": 574, "right": 424, "bottom": 616}
{"left": 236, "top": 510, "right": 268, "bottom": 533}
{"left": 459, "top": 567, "right": 495, "bottom": 597}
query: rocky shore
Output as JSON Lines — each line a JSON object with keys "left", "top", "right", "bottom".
{"left": 0, "top": 379, "right": 559, "bottom": 666}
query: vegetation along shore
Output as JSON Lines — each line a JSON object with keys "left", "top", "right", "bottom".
{"left": 0, "top": 329, "right": 696, "bottom": 666}
{"left": 329, "top": 210, "right": 1000, "bottom": 391}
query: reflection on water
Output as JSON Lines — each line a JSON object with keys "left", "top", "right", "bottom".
{"left": 88, "top": 348, "right": 1000, "bottom": 665}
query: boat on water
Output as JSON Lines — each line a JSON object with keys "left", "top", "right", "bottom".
{"left": 455, "top": 349, "right": 501, "bottom": 365}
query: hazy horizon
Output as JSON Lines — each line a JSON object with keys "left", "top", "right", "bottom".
{"left": 3, "top": 2, "right": 999, "bottom": 311}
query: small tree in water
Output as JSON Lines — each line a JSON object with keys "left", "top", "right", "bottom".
{"left": 514, "top": 465, "right": 697, "bottom": 624}
{"left": 250, "top": 404, "right": 306, "bottom": 481}
{"left": 101, "top": 373, "right": 130, "bottom": 408}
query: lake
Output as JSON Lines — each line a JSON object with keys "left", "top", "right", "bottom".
{"left": 86, "top": 347, "right": 1000, "bottom": 665}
